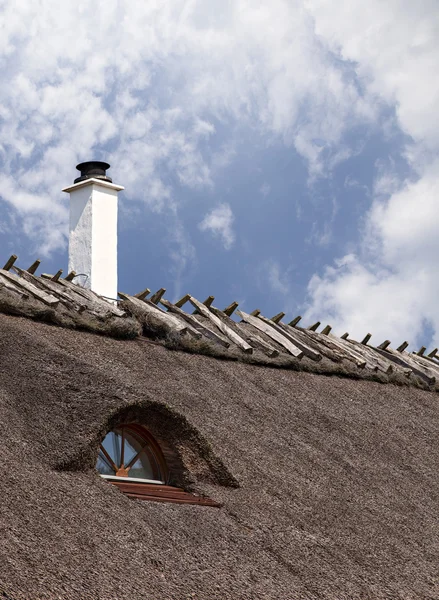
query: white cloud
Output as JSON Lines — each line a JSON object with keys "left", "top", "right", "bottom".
{"left": 303, "top": 1, "right": 439, "bottom": 348}
{"left": 0, "top": 0, "right": 382, "bottom": 258}
{"left": 199, "top": 203, "right": 235, "bottom": 249}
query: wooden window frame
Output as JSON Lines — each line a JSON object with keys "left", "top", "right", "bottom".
{"left": 97, "top": 423, "right": 220, "bottom": 507}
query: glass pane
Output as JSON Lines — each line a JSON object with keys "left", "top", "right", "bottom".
{"left": 124, "top": 431, "right": 157, "bottom": 480}
{"left": 97, "top": 451, "right": 114, "bottom": 475}
{"left": 101, "top": 431, "right": 121, "bottom": 468}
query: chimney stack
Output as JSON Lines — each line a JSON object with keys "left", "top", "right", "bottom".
{"left": 63, "top": 161, "right": 124, "bottom": 301}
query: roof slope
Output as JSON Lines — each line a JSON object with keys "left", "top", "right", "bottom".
{"left": 1, "top": 314, "right": 439, "bottom": 599}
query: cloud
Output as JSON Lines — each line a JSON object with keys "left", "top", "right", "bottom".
{"left": 0, "top": 0, "right": 383, "bottom": 259}
{"left": 199, "top": 203, "right": 235, "bottom": 250}
{"left": 303, "top": 0, "right": 439, "bottom": 348}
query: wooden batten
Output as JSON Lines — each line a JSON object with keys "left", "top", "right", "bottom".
{"left": 27, "top": 260, "right": 41, "bottom": 275}
{"left": 237, "top": 310, "right": 303, "bottom": 359}
{"left": 268, "top": 320, "right": 322, "bottom": 362}
{"left": 1, "top": 269, "right": 59, "bottom": 306}
{"left": 188, "top": 296, "right": 253, "bottom": 353}
{"left": 57, "top": 279, "right": 125, "bottom": 317}
{"left": 361, "top": 333, "right": 372, "bottom": 345}
{"left": 149, "top": 288, "right": 166, "bottom": 305}
{"left": 326, "top": 335, "right": 378, "bottom": 372}
{"left": 209, "top": 305, "right": 279, "bottom": 358}
{"left": 134, "top": 288, "right": 151, "bottom": 300}
{"left": 301, "top": 329, "right": 366, "bottom": 368}
{"left": 51, "top": 270, "right": 63, "bottom": 282}
{"left": 0, "top": 271, "right": 30, "bottom": 299}
{"left": 378, "top": 340, "right": 391, "bottom": 350}
{"left": 160, "top": 298, "right": 230, "bottom": 348}
{"left": 119, "top": 293, "right": 198, "bottom": 338}
{"left": 174, "top": 294, "right": 191, "bottom": 308}
{"left": 271, "top": 312, "right": 285, "bottom": 324}
{"left": 374, "top": 347, "right": 434, "bottom": 384}
{"left": 289, "top": 316, "right": 302, "bottom": 327}
{"left": 3, "top": 255, "right": 17, "bottom": 271}
{"left": 345, "top": 338, "right": 395, "bottom": 375}
{"left": 223, "top": 302, "right": 238, "bottom": 316}
{"left": 14, "top": 268, "right": 86, "bottom": 312}
{"left": 192, "top": 295, "right": 215, "bottom": 315}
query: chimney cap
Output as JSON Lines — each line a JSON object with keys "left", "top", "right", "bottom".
{"left": 74, "top": 161, "right": 112, "bottom": 184}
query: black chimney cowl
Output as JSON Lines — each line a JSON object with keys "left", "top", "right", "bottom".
{"left": 74, "top": 161, "right": 112, "bottom": 184}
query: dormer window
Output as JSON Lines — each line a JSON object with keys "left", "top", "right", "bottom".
{"left": 97, "top": 424, "right": 167, "bottom": 484}
{"left": 96, "top": 423, "right": 220, "bottom": 507}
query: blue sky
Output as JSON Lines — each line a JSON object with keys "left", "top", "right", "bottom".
{"left": 1, "top": 0, "right": 438, "bottom": 350}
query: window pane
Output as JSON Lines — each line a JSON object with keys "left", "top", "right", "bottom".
{"left": 97, "top": 451, "right": 114, "bottom": 475}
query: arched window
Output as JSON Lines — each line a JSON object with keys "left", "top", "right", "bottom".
{"left": 96, "top": 423, "right": 220, "bottom": 507}
{"left": 97, "top": 424, "right": 167, "bottom": 483}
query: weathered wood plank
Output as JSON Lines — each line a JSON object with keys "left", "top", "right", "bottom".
{"left": 0, "top": 269, "right": 59, "bottom": 306}
{"left": 209, "top": 306, "right": 280, "bottom": 358}
{"left": 160, "top": 298, "right": 230, "bottom": 347}
{"left": 27, "top": 260, "right": 41, "bottom": 274}
{"left": 237, "top": 310, "right": 303, "bottom": 358}
{"left": 57, "top": 279, "right": 125, "bottom": 317}
{"left": 14, "top": 268, "right": 86, "bottom": 312}
{"left": 271, "top": 312, "right": 285, "bottom": 324}
{"left": 188, "top": 297, "right": 253, "bottom": 353}
{"left": 150, "top": 288, "right": 166, "bottom": 305}
{"left": 268, "top": 320, "right": 322, "bottom": 362}
{"left": 344, "top": 338, "right": 395, "bottom": 374}
{"left": 374, "top": 347, "right": 434, "bottom": 384}
{"left": 134, "top": 288, "right": 150, "bottom": 300}
{"left": 326, "top": 334, "right": 379, "bottom": 372}
{"left": 289, "top": 316, "right": 302, "bottom": 327}
{"left": 118, "top": 293, "right": 199, "bottom": 338}
{"left": 0, "top": 272, "right": 29, "bottom": 298}
{"left": 299, "top": 329, "right": 366, "bottom": 368}
{"left": 3, "top": 255, "right": 17, "bottom": 271}
{"left": 192, "top": 295, "right": 215, "bottom": 315}
{"left": 223, "top": 302, "right": 239, "bottom": 316}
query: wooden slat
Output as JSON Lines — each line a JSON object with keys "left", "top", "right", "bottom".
{"left": 326, "top": 334, "right": 379, "bottom": 372}
{"left": 118, "top": 293, "right": 200, "bottom": 338}
{"left": 150, "top": 288, "right": 166, "bottom": 305}
{"left": 223, "top": 302, "right": 238, "bottom": 316}
{"left": 289, "top": 316, "right": 302, "bottom": 327}
{"left": 268, "top": 320, "right": 322, "bottom": 362}
{"left": 13, "top": 268, "right": 87, "bottom": 311}
{"left": 109, "top": 481, "right": 220, "bottom": 506}
{"left": 361, "top": 333, "right": 372, "bottom": 345}
{"left": 1, "top": 269, "right": 59, "bottom": 306}
{"left": 192, "top": 295, "right": 215, "bottom": 315}
{"left": 160, "top": 298, "right": 230, "bottom": 347}
{"left": 27, "top": 260, "right": 41, "bottom": 274}
{"left": 209, "top": 306, "right": 280, "bottom": 358}
{"left": 237, "top": 310, "right": 303, "bottom": 358}
{"left": 134, "top": 288, "right": 150, "bottom": 300}
{"left": 344, "top": 339, "right": 395, "bottom": 375}
{"left": 57, "top": 279, "right": 125, "bottom": 317}
{"left": 374, "top": 347, "right": 434, "bottom": 384}
{"left": 299, "top": 329, "right": 366, "bottom": 368}
{"left": 0, "top": 272, "right": 29, "bottom": 298}
{"left": 271, "top": 312, "right": 285, "bottom": 324}
{"left": 189, "top": 296, "right": 253, "bottom": 353}
{"left": 3, "top": 255, "right": 17, "bottom": 271}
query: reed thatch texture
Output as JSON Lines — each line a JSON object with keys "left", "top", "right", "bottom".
{"left": 1, "top": 313, "right": 439, "bottom": 599}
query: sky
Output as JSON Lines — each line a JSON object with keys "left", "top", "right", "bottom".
{"left": 0, "top": 0, "right": 438, "bottom": 350}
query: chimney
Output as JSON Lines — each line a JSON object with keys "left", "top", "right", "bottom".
{"left": 62, "top": 161, "right": 124, "bottom": 301}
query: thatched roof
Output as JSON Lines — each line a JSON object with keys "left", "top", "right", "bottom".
{"left": 1, "top": 311, "right": 439, "bottom": 599}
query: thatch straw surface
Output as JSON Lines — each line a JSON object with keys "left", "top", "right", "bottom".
{"left": 1, "top": 313, "right": 439, "bottom": 599}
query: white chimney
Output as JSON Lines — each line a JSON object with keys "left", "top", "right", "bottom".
{"left": 62, "top": 161, "right": 124, "bottom": 301}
